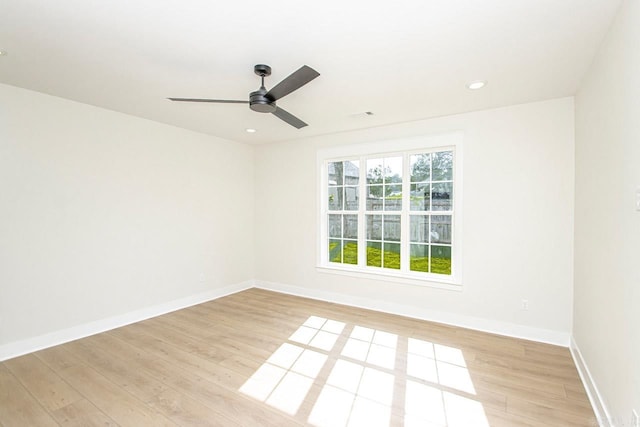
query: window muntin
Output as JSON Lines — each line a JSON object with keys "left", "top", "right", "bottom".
{"left": 324, "top": 148, "right": 456, "bottom": 282}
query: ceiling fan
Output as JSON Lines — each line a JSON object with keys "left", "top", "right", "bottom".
{"left": 168, "top": 64, "right": 320, "bottom": 129}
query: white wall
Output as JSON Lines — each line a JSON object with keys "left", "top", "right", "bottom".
{"left": 254, "top": 97, "right": 575, "bottom": 344}
{"left": 0, "top": 83, "right": 254, "bottom": 354}
{"left": 574, "top": 0, "right": 640, "bottom": 423}
{"left": 0, "top": 84, "right": 576, "bottom": 359}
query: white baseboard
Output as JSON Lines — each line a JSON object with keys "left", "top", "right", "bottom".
{"left": 570, "top": 336, "right": 611, "bottom": 427}
{"left": 0, "top": 280, "right": 254, "bottom": 362}
{"left": 255, "top": 280, "right": 570, "bottom": 346}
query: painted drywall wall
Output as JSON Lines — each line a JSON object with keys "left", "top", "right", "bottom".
{"left": 0, "top": 83, "right": 254, "bottom": 348}
{"left": 254, "top": 97, "right": 575, "bottom": 343}
{"left": 574, "top": 0, "right": 640, "bottom": 423}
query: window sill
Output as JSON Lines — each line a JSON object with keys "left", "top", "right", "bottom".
{"left": 316, "top": 264, "right": 462, "bottom": 291}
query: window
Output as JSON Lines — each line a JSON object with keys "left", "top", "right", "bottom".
{"left": 320, "top": 139, "right": 460, "bottom": 287}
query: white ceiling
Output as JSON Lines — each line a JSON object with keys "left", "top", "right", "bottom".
{"left": 0, "top": 0, "right": 621, "bottom": 145}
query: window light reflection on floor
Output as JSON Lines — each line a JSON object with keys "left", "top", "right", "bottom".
{"left": 238, "top": 342, "right": 325, "bottom": 415}
{"left": 407, "top": 338, "right": 476, "bottom": 395}
{"left": 238, "top": 316, "right": 489, "bottom": 426}
{"left": 342, "top": 325, "right": 398, "bottom": 369}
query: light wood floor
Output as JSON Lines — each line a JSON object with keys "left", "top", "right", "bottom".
{"left": 0, "top": 289, "right": 596, "bottom": 427}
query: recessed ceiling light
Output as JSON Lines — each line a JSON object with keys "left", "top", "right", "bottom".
{"left": 0, "top": 50, "right": 8, "bottom": 56}
{"left": 466, "top": 80, "right": 487, "bottom": 90}
{"left": 245, "top": 128, "right": 257, "bottom": 133}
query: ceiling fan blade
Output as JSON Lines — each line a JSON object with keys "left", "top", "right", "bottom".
{"left": 266, "top": 65, "right": 320, "bottom": 101}
{"left": 168, "top": 98, "right": 249, "bottom": 104}
{"left": 272, "top": 107, "right": 308, "bottom": 129}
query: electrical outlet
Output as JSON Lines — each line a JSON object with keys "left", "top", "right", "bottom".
{"left": 521, "top": 299, "right": 529, "bottom": 310}
{"left": 632, "top": 409, "right": 639, "bottom": 427}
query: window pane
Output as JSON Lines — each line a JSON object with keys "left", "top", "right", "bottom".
{"left": 431, "top": 215, "right": 452, "bottom": 244}
{"left": 410, "top": 244, "right": 429, "bottom": 272}
{"left": 432, "top": 182, "right": 452, "bottom": 211}
{"left": 410, "top": 183, "right": 430, "bottom": 211}
{"left": 367, "top": 185, "right": 383, "bottom": 210}
{"left": 343, "top": 240, "right": 358, "bottom": 265}
{"left": 383, "top": 215, "right": 401, "bottom": 241}
{"left": 366, "top": 215, "right": 382, "bottom": 240}
{"left": 367, "top": 241, "right": 382, "bottom": 267}
{"left": 432, "top": 151, "right": 453, "bottom": 181}
{"left": 367, "top": 159, "right": 384, "bottom": 184}
{"left": 329, "top": 186, "right": 343, "bottom": 210}
{"left": 410, "top": 215, "right": 429, "bottom": 243}
{"left": 344, "top": 160, "right": 360, "bottom": 185}
{"left": 329, "top": 239, "right": 342, "bottom": 263}
{"left": 343, "top": 215, "right": 358, "bottom": 239}
{"left": 431, "top": 246, "right": 452, "bottom": 275}
{"left": 329, "top": 214, "right": 342, "bottom": 238}
{"left": 328, "top": 162, "right": 344, "bottom": 186}
{"left": 384, "top": 184, "right": 402, "bottom": 211}
{"left": 383, "top": 243, "right": 401, "bottom": 269}
{"left": 345, "top": 186, "right": 359, "bottom": 210}
{"left": 384, "top": 157, "right": 403, "bottom": 184}
{"left": 410, "top": 153, "right": 431, "bottom": 183}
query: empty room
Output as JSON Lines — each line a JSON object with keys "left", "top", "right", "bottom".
{"left": 0, "top": 0, "right": 638, "bottom": 426}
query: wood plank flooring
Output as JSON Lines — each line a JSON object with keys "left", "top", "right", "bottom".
{"left": 0, "top": 289, "right": 597, "bottom": 426}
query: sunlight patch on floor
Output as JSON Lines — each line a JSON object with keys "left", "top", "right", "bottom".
{"left": 239, "top": 316, "right": 489, "bottom": 426}
{"left": 239, "top": 342, "right": 326, "bottom": 415}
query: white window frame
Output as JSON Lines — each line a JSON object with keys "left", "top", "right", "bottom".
{"left": 317, "top": 132, "right": 463, "bottom": 290}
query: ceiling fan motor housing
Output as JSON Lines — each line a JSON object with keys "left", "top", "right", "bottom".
{"left": 249, "top": 88, "right": 276, "bottom": 113}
